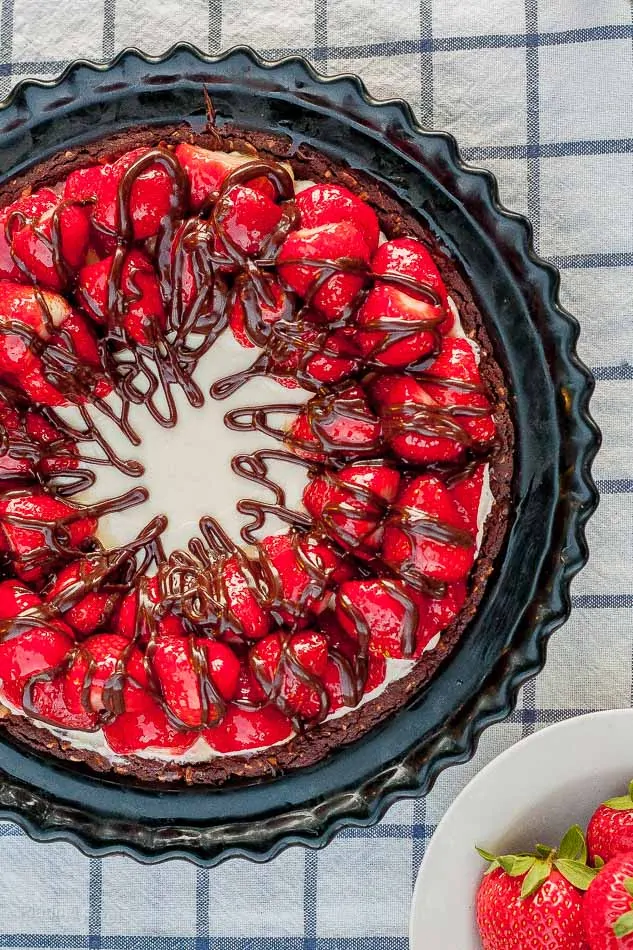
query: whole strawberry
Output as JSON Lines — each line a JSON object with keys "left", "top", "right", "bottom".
{"left": 588, "top": 780, "right": 633, "bottom": 864}
{"left": 476, "top": 826, "right": 596, "bottom": 950}
{"left": 583, "top": 850, "right": 633, "bottom": 949}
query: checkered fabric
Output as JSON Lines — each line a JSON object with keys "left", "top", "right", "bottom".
{"left": 0, "top": 0, "right": 630, "bottom": 945}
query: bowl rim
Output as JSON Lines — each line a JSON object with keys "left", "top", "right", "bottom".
{"left": 0, "top": 42, "right": 600, "bottom": 865}
{"left": 409, "top": 709, "right": 633, "bottom": 947}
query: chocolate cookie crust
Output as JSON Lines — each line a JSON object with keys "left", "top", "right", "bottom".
{"left": 0, "top": 124, "right": 514, "bottom": 786}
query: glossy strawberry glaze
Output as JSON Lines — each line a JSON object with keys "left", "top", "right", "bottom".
{"left": 0, "top": 128, "right": 501, "bottom": 767}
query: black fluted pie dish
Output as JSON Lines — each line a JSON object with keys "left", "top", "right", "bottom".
{"left": 0, "top": 44, "right": 598, "bottom": 864}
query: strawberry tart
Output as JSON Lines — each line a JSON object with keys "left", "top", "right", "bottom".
{"left": 0, "top": 109, "right": 512, "bottom": 784}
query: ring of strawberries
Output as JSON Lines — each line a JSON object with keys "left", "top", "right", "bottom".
{"left": 0, "top": 137, "right": 498, "bottom": 760}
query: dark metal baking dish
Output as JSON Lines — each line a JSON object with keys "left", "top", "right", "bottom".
{"left": 0, "top": 44, "right": 599, "bottom": 864}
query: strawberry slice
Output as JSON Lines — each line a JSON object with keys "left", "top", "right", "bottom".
{"left": 64, "top": 164, "right": 108, "bottom": 202}
{"left": 382, "top": 475, "right": 476, "bottom": 586}
{"left": 102, "top": 684, "right": 197, "bottom": 756}
{"left": 421, "top": 337, "right": 495, "bottom": 446}
{"left": 11, "top": 201, "right": 91, "bottom": 291}
{"left": 220, "top": 553, "right": 270, "bottom": 640}
{"left": 48, "top": 311, "right": 112, "bottom": 399}
{"left": 303, "top": 461, "right": 400, "bottom": 553}
{"left": 0, "top": 623, "right": 74, "bottom": 708}
{"left": 277, "top": 221, "right": 370, "bottom": 320}
{"left": 249, "top": 629, "right": 329, "bottom": 721}
{"left": 356, "top": 282, "right": 441, "bottom": 367}
{"left": 174, "top": 143, "right": 279, "bottom": 209}
{"left": 92, "top": 147, "right": 176, "bottom": 241}
{"left": 0, "top": 398, "right": 76, "bottom": 485}
{"left": 295, "top": 183, "right": 380, "bottom": 254}
{"left": 27, "top": 673, "right": 95, "bottom": 729}
{"left": 372, "top": 238, "right": 450, "bottom": 327}
{"left": 288, "top": 384, "right": 382, "bottom": 461}
{"left": 372, "top": 374, "right": 465, "bottom": 464}
{"left": 449, "top": 464, "right": 487, "bottom": 534}
{"left": 229, "top": 276, "right": 291, "bottom": 349}
{"left": 259, "top": 532, "right": 344, "bottom": 626}
{"left": 204, "top": 702, "right": 293, "bottom": 753}
{"left": 0, "top": 189, "right": 59, "bottom": 281}
{"left": 0, "top": 578, "right": 42, "bottom": 618}
{"left": 320, "top": 615, "right": 386, "bottom": 710}
{"left": 215, "top": 185, "right": 283, "bottom": 258}
{"left": 63, "top": 633, "right": 148, "bottom": 721}
{"left": 76, "top": 249, "right": 166, "bottom": 345}
{"left": 0, "top": 490, "right": 98, "bottom": 582}
{"left": 234, "top": 660, "right": 268, "bottom": 705}
{"left": 115, "top": 577, "right": 185, "bottom": 643}
{"left": 151, "top": 635, "right": 240, "bottom": 728}
{"left": 43, "top": 559, "right": 122, "bottom": 636}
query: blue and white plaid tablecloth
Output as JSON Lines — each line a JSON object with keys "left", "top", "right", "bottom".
{"left": 0, "top": 0, "right": 631, "bottom": 945}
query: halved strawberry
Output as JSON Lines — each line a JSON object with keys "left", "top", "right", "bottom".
{"left": 288, "top": 384, "right": 382, "bottom": 461}
{"left": 47, "top": 311, "right": 112, "bottom": 399}
{"left": 0, "top": 578, "right": 42, "bottom": 618}
{"left": 102, "top": 685, "right": 197, "bottom": 756}
{"left": 295, "top": 183, "right": 380, "bottom": 254}
{"left": 204, "top": 702, "right": 293, "bottom": 753}
{"left": 76, "top": 249, "right": 166, "bottom": 345}
{"left": 234, "top": 660, "right": 268, "bottom": 706}
{"left": 321, "top": 615, "right": 387, "bottom": 710}
{"left": 174, "top": 143, "right": 279, "bottom": 210}
{"left": 372, "top": 238, "right": 450, "bottom": 328}
{"left": 382, "top": 475, "right": 476, "bottom": 586}
{"left": 92, "top": 147, "right": 177, "bottom": 241}
{"left": 0, "top": 190, "right": 59, "bottom": 281}
{"left": 303, "top": 461, "right": 400, "bottom": 553}
{"left": 372, "top": 374, "right": 465, "bottom": 464}
{"left": 11, "top": 201, "right": 91, "bottom": 291}
{"left": 421, "top": 337, "right": 495, "bottom": 446}
{"left": 0, "top": 490, "right": 98, "bottom": 582}
{"left": 220, "top": 553, "right": 270, "bottom": 640}
{"left": 449, "top": 464, "right": 487, "bottom": 534}
{"left": 214, "top": 185, "right": 283, "bottom": 259}
{"left": 63, "top": 633, "right": 148, "bottom": 721}
{"left": 0, "top": 623, "right": 74, "bottom": 708}
{"left": 26, "top": 672, "right": 94, "bottom": 729}
{"left": 249, "top": 629, "right": 328, "bottom": 721}
{"left": 277, "top": 221, "right": 370, "bottom": 320}
{"left": 63, "top": 164, "right": 108, "bottom": 202}
{"left": 43, "top": 559, "right": 122, "bottom": 636}
{"left": 151, "top": 635, "right": 240, "bottom": 728}
{"left": 229, "top": 276, "right": 291, "bottom": 349}
{"left": 259, "top": 532, "right": 344, "bottom": 626}
{"left": 356, "top": 282, "right": 441, "bottom": 367}
{"left": 115, "top": 577, "right": 185, "bottom": 643}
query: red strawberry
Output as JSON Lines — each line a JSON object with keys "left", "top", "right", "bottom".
{"left": 372, "top": 374, "right": 465, "bottom": 464}
{"left": 477, "top": 826, "right": 596, "bottom": 950}
{"left": 11, "top": 200, "right": 91, "bottom": 291}
{"left": 102, "top": 685, "right": 197, "bottom": 756}
{"left": 47, "top": 310, "right": 112, "bottom": 399}
{"left": 288, "top": 384, "right": 382, "bottom": 461}
{"left": 372, "top": 238, "right": 450, "bottom": 323}
{"left": 449, "top": 464, "right": 487, "bottom": 534}
{"left": 588, "top": 781, "right": 633, "bottom": 865}
{"left": 259, "top": 532, "right": 344, "bottom": 626}
{"left": 64, "top": 164, "right": 108, "bottom": 202}
{"left": 277, "top": 221, "right": 370, "bottom": 320}
{"left": 321, "top": 616, "right": 386, "bottom": 711}
{"left": 92, "top": 147, "right": 176, "bottom": 241}
{"left": 303, "top": 461, "right": 399, "bottom": 553}
{"left": 0, "top": 490, "right": 97, "bottom": 582}
{"left": 356, "top": 282, "right": 441, "bottom": 367}
{"left": 0, "top": 623, "right": 74, "bottom": 708}
{"left": 422, "top": 337, "right": 495, "bottom": 446}
{"left": 249, "top": 629, "right": 328, "bottom": 721}
{"left": 27, "top": 673, "right": 94, "bottom": 729}
{"left": 204, "top": 702, "right": 293, "bottom": 753}
{"left": 151, "top": 635, "right": 240, "bottom": 728}
{"left": 43, "top": 559, "right": 122, "bottom": 636}
{"left": 215, "top": 185, "right": 282, "bottom": 258}
{"left": 76, "top": 249, "right": 166, "bottom": 345}
{"left": 0, "top": 578, "right": 42, "bottom": 618}
{"left": 229, "top": 276, "right": 290, "bottom": 348}
{"left": 174, "top": 143, "right": 278, "bottom": 210}
{"left": 234, "top": 661, "right": 268, "bottom": 706}
{"left": 295, "top": 183, "right": 379, "bottom": 254}
{"left": 382, "top": 475, "right": 475, "bottom": 586}
{"left": 220, "top": 553, "right": 270, "bottom": 640}
{"left": 583, "top": 850, "right": 633, "bottom": 949}
{"left": 115, "top": 577, "right": 185, "bottom": 643}
{"left": 335, "top": 578, "right": 431, "bottom": 659}
{"left": 296, "top": 328, "right": 360, "bottom": 387}
{"left": 62, "top": 633, "right": 148, "bottom": 722}
{"left": 0, "top": 189, "right": 59, "bottom": 281}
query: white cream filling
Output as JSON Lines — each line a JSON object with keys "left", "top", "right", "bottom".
{"left": 3, "top": 231, "right": 498, "bottom": 762}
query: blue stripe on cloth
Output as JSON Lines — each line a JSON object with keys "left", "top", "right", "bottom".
{"left": 101, "top": 0, "right": 115, "bottom": 60}
{"left": 0, "top": 941, "right": 410, "bottom": 950}
{"left": 596, "top": 479, "right": 633, "bottom": 494}
{"left": 591, "top": 364, "right": 633, "bottom": 380}
{"left": 304, "top": 849, "right": 319, "bottom": 950}
{"left": 207, "top": 0, "right": 222, "bottom": 55}
{"left": 314, "top": 0, "right": 328, "bottom": 65}
{"left": 88, "top": 860, "right": 102, "bottom": 950}
{"left": 419, "top": 0, "right": 434, "bottom": 129}
{"left": 524, "top": 0, "right": 540, "bottom": 249}
{"left": 572, "top": 594, "right": 633, "bottom": 608}
{"left": 462, "top": 138, "right": 633, "bottom": 162}
{"left": 195, "top": 869, "right": 209, "bottom": 950}
{"left": 550, "top": 252, "right": 633, "bottom": 268}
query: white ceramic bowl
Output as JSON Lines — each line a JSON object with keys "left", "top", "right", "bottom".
{"left": 409, "top": 709, "right": 633, "bottom": 948}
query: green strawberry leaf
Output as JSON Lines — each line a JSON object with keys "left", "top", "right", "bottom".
{"left": 624, "top": 878, "right": 633, "bottom": 898}
{"left": 553, "top": 859, "right": 598, "bottom": 891}
{"left": 558, "top": 825, "right": 587, "bottom": 863}
{"left": 535, "top": 843, "right": 554, "bottom": 858}
{"left": 593, "top": 855, "right": 605, "bottom": 869}
{"left": 476, "top": 847, "right": 497, "bottom": 863}
{"left": 521, "top": 858, "right": 552, "bottom": 898}
{"left": 604, "top": 780, "right": 633, "bottom": 811}
{"left": 614, "top": 910, "right": 633, "bottom": 938}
